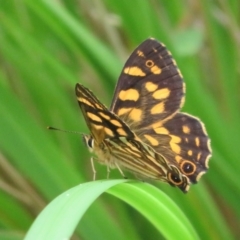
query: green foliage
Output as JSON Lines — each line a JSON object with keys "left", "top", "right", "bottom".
{"left": 0, "top": 0, "right": 239, "bottom": 239}
{"left": 25, "top": 181, "right": 199, "bottom": 240}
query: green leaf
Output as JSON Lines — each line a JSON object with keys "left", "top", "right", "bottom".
{"left": 25, "top": 180, "right": 198, "bottom": 240}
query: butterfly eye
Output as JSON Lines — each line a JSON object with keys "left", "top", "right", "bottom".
{"left": 87, "top": 138, "right": 94, "bottom": 148}
{"left": 83, "top": 135, "right": 94, "bottom": 151}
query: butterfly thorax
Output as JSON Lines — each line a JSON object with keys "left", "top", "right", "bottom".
{"left": 83, "top": 134, "right": 116, "bottom": 168}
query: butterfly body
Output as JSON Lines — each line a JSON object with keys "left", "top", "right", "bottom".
{"left": 76, "top": 38, "right": 211, "bottom": 192}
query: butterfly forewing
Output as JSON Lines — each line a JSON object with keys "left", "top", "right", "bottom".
{"left": 110, "top": 38, "right": 185, "bottom": 132}
{"left": 76, "top": 84, "right": 135, "bottom": 143}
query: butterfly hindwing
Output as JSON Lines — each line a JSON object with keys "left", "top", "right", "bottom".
{"left": 139, "top": 113, "right": 211, "bottom": 183}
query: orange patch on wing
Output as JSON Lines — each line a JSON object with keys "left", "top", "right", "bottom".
{"left": 118, "top": 108, "right": 131, "bottom": 116}
{"left": 152, "top": 88, "right": 170, "bottom": 99}
{"left": 87, "top": 112, "right": 102, "bottom": 122}
{"left": 119, "top": 89, "right": 139, "bottom": 101}
{"left": 124, "top": 67, "right": 146, "bottom": 76}
{"left": 145, "top": 82, "right": 158, "bottom": 92}
{"left": 183, "top": 125, "right": 190, "bottom": 134}
{"left": 144, "top": 134, "right": 159, "bottom": 146}
{"left": 154, "top": 127, "right": 169, "bottom": 135}
{"left": 151, "top": 102, "right": 165, "bottom": 114}
{"left": 129, "top": 108, "right": 142, "bottom": 121}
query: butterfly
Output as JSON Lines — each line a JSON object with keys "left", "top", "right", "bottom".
{"left": 75, "top": 38, "right": 211, "bottom": 192}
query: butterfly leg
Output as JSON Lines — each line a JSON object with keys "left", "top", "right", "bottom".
{"left": 90, "top": 157, "right": 97, "bottom": 180}
{"left": 115, "top": 162, "right": 128, "bottom": 179}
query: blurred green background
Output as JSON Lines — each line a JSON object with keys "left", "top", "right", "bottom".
{"left": 0, "top": 0, "right": 239, "bottom": 239}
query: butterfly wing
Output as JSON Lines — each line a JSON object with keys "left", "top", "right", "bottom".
{"left": 75, "top": 83, "right": 135, "bottom": 144}
{"left": 139, "top": 113, "right": 211, "bottom": 183}
{"left": 105, "top": 137, "right": 190, "bottom": 192}
{"left": 110, "top": 38, "right": 185, "bottom": 131}
{"left": 110, "top": 38, "right": 211, "bottom": 184}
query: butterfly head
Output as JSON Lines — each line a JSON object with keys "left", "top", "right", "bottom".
{"left": 82, "top": 135, "right": 95, "bottom": 152}
{"left": 82, "top": 134, "right": 107, "bottom": 153}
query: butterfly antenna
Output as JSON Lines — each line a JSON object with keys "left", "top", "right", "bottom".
{"left": 47, "top": 126, "right": 83, "bottom": 135}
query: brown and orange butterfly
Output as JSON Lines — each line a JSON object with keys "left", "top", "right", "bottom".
{"left": 76, "top": 38, "right": 211, "bottom": 192}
